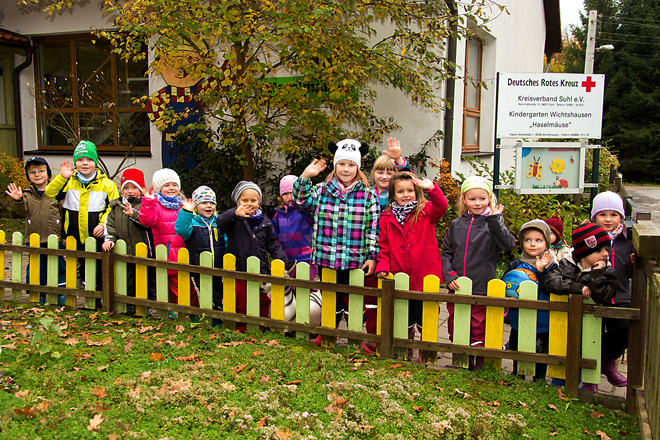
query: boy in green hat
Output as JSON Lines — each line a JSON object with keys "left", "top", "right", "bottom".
{"left": 46, "top": 141, "right": 119, "bottom": 306}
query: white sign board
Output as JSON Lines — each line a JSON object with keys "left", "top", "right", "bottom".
{"left": 497, "top": 72, "right": 605, "bottom": 139}
{"left": 514, "top": 142, "right": 586, "bottom": 194}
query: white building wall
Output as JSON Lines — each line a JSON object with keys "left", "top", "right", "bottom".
{"left": 1, "top": 0, "right": 550, "bottom": 185}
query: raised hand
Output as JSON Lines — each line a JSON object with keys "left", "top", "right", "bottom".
{"left": 536, "top": 251, "right": 552, "bottom": 271}
{"left": 122, "top": 201, "right": 133, "bottom": 216}
{"left": 491, "top": 204, "right": 504, "bottom": 215}
{"left": 143, "top": 186, "right": 155, "bottom": 199}
{"left": 5, "top": 183, "right": 23, "bottom": 201}
{"left": 301, "top": 159, "right": 327, "bottom": 180}
{"left": 235, "top": 205, "right": 250, "bottom": 218}
{"left": 59, "top": 160, "right": 74, "bottom": 179}
{"left": 181, "top": 198, "right": 195, "bottom": 211}
{"left": 383, "top": 137, "right": 402, "bottom": 163}
{"left": 412, "top": 177, "right": 434, "bottom": 191}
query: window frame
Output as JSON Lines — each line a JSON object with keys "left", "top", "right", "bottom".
{"left": 462, "top": 37, "right": 483, "bottom": 153}
{"left": 31, "top": 33, "right": 150, "bottom": 155}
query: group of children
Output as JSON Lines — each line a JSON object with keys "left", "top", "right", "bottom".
{"left": 6, "top": 138, "right": 632, "bottom": 391}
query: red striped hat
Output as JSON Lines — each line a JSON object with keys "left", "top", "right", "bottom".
{"left": 571, "top": 222, "right": 610, "bottom": 262}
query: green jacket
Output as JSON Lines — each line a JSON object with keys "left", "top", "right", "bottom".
{"left": 13, "top": 184, "right": 63, "bottom": 243}
{"left": 104, "top": 197, "right": 153, "bottom": 257}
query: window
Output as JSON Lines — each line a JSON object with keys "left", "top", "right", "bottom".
{"left": 462, "top": 37, "right": 482, "bottom": 153}
{"left": 33, "top": 34, "right": 149, "bottom": 154}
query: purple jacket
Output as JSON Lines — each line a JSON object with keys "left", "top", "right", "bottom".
{"left": 273, "top": 203, "right": 314, "bottom": 263}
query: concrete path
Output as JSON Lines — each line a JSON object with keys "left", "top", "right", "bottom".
{"left": 624, "top": 185, "right": 659, "bottom": 225}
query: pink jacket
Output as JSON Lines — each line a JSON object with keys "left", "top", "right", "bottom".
{"left": 375, "top": 184, "right": 448, "bottom": 291}
{"left": 139, "top": 196, "right": 185, "bottom": 274}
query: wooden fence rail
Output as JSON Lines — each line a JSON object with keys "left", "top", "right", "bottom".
{"left": 0, "top": 228, "right": 644, "bottom": 412}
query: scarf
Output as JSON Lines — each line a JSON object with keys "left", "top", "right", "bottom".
{"left": 390, "top": 201, "right": 417, "bottom": 226}
{"left": 607, "top": 223, "right": 624, "bottom": 243}
{"left": 155, "top": 192, "right": 183, "bottom": 210}
{"left": 76, "top": 170, "right": 97, "bottom": 185}
{"left": 520, "top": 251, "right": 540, "bottom": 267}
{"left": 247, "top": 209, "right": 265, "bottom": 229}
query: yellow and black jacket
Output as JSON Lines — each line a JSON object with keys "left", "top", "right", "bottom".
{"left": 46, "top": 171, "right": 119, "bottom": 244}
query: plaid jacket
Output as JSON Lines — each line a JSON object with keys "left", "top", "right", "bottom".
{"left": 294, "top": 176, "right": 379, "bottom": 270}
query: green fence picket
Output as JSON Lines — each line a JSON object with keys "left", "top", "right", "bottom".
{"left": 452, "top": 276, "right": 472, "bottom": 368}
{"left": 114, "top": 240, "right": 127, "bottom": 314}
{"left": 84, "top": 237, "right": 97, "bottom": 309}
{"left": 155, "top": 244, "right": 168, "bottom": 320}
{"left": 347, "top": 269, "right": 365, "bottom": 345}
{"left": 295, "top": 262, "right": 311, "bottom": 341}
{"left": 581, "top": 297, "right": 602, "bottom": 384}
{"left": 517, "top": 280, "right": 539, "bottom": 376}
{"left": 246, "top": 256, "right": 261, "bottom": 331}
{"left": 393, "top": 272, "right": 410, "bottom": 360}
{"left": 46, "top": 234, "right": 59, "bottom": 305}
{"left": 11, "top": 232, "right": 22, "bottom": 300}
{"left": 199, "top": 251, "right": 213, "bottom": 326}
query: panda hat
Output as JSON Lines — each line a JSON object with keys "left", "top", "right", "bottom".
{"left": 329, "top": 138, "right": 369, "bottom": 169}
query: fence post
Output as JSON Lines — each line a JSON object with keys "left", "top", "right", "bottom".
{"left": 102, "top": 248, "right": 115, "bottom": 313}
{"left": 379, "top": 278, "right": 395, "bottom": 359}
{"left": 627, "top": 254, "right": 648, "bottom": 414}
{"left": 565, "top": 293, "right": 583, "bottom": 397}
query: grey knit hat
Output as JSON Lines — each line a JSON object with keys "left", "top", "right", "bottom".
{"left": 518, "top": 219, "right": 552, "bottom": 248}
{"left": 231, "top": 181, "right": 262, "bottom": 203}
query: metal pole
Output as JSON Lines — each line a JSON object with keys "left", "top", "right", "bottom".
{"left": 584, "top": 10, "right": 600, "bottom": 204}
{"left": 493, "top": 73, "right": 501, "bottom": 198}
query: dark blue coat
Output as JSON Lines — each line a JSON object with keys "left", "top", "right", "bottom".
{"left": 174, "top": 209, "right": 227, "bottom": 268}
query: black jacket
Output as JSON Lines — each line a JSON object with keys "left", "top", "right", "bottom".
{"left": 607, "top": 231, "right": 633, "bottom": 306}
{"left": 545, "top": 254, "right": 617, "bottom": 305}
{"left": 216, "top": 208, "right": 288, "bottom": 274}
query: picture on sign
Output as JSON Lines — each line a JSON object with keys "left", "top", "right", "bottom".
{"left": 514, "top": 142, "right": 585, "bottom": 194}
{"left": 497, "top": 72, "right": 605, "bottom": 139}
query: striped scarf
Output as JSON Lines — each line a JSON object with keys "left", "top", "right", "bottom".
{"left": 390, "top": 201, "right": 417, "bottom": 226}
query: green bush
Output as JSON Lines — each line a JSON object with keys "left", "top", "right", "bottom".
{"left": 585, "top": 140, "right": 620, "bottom": 192}
{"left": 0, "top": 154, "right": 29, "bottom": 218}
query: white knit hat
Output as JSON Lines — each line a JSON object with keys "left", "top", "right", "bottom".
{"left": 331, "top": 139, "right": 368, "bottom": 169}
{"left": 591, "top": 191, "right": 625, "bottom": 220}
{"left": 152, "top": 168, "right": 180, "bottom": 193}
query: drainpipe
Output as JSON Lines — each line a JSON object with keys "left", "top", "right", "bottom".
{"left": 13, "top": 42, "right": 35, "bottom": 160}
{"left": 443, "top": 0, "right": 458, "bottom": 168}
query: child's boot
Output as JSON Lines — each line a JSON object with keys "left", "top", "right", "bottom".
{"left": 582, "top": 383, "right": 598, "bottom": 393}
{"left": 602, "top": 359, "right": 627, "bottom": 387}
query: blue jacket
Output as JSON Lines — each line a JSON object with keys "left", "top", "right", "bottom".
{"left": 273, "top": 204, "right": 314, "bottom": 263}
{"left": 174, "top": 208, "right": 227, "bottom": 268}
{"left": 503, "top": 259, "right": 557, "bottom": 333}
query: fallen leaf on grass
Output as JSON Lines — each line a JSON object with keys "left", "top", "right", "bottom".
{"left": 87, "top": 413, "right": 104, "bottom": 431}
{"left": 35, "top": 402, "right": 49, "bottom": 411}
{"left": 89, "top": 313, "right": 99, "bottom": 320}
{"left": 557, "top": 388, "right": 570, "bottom": 402}
{"left": 97, "top": 365, "right": 109, "bottom": 372}
{"left": 252, "top": 350, "right": 263, "bottom": 356}
{"left": 15, "top": 390, "right": 29, "bottom": 399}
{"left": 174, "top": 354, "right": 198, "bottom": 361}
{"left": 389, "top": 363, "right": 403, "bottom": 369}
{"left": 86, "top": 337, "right": 112, "bottom": 346}
{"left": 590, "top": 410, "right": 604, "bottom": 418}
{"left": 285, "top": 380, "right": 301, "bottom": 385}
{"left": 432, "top": 420, "right": 451, "bottom": 429}
{"left": 398, "top": 371, "right": 411, "bottom": 377}
{"left": 596, "top": 430, "right": 611, "bottom": 440}
{"left": 275, "top": 428, "right": 292, "bottom": 439}
{"left": 138, "top": 326, "right": 153, "bottom": 334}
{"left": 257, "top": 417, "right": 267, "bottom": 427}
{"left": 548, "top": 404, "right": 559, "bottom": 412}
{"left": 123, "top": 342, "right": 132, "bottom": 352}
{"left": 14, "top": 406, "right": 35, "bottom": 418}
{"left": 93, "top": 401, "right": 110, "bottom": 413}
{"left": 454, "top": 389, "right": 470, "bottom": 399}
{"left": 488, "top": 400, "right": 501, "bottom": 407}
{"left": 232, "top": 364, "right": 247, "bottom": 374}
{"left": 64, "top": 338, "right": 78, "bottom": 346}
{"left": 175, "top": 324, "right": 184, "bottom": 333}
{"left": 149, "top": 352, "right": 164, "bottom": 362}
{"left": 518, "top": 400, "right": 528, "bottom": 408}
{"left": 259, "top": 375, "right": 271, "bottom": 383}
{"left": 92, "top": 387, "right": 108, "bottom": 398}
{"left": 413, "top": 406, "right": 423, "bottom": 411}
{"left": 0, "top": 343, "right": 17, "bottom": 350}
{"left": 549, "top": 432, "right": 558, "bottom": 436}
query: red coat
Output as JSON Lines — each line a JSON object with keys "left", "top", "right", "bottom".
{"left": 375, "top": 184, "right": 448, "bottom": 291}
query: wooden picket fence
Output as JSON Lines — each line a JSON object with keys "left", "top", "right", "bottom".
{"left": 0, "top": 229, "right": 641, "bottom": 410}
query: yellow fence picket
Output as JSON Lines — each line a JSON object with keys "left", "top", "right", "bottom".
{"left": 484, "top": 279, "right": 506, "bottom": 370}
{"left": 155, "top": 244, "right": 169, "bottom": 320}
{"left": 270, "top": 259, "right": 286, "bottom": 326}
{"left": 65, "top": 236, "right": 77, "bottom": 307}
{"left": 11, "top": 232, "right": 22, "bottom": 300}
{"left": 548, "top": 293, "right": 569, "bottom": 380}
{"left": 223, "top": 253, "right": 237, "bottom": 331}
{"left": 0, "top": 231, "right": 4, "bottom": 288}
{"left": 177, "top": 248, "right": 190, "bottom": 321}
{"left": 421, "top": 275, "right": 440, "bottom": 364}
{"left": 46, "top": 234, "right": 59, "bottom": 305}
{"left": 452, "top": 276, "right": 472, "bottom": 368}
{"left": 135, "top": 243, "right": 149, "bottom": 317}
{"left": 321, "top": 268, "right": 337, "bottom": 348}
{"left": 28, "top": 233, "right": 40, "bottom": 303}
{"left": 114, "top": 240, "right": 127, "bottom": 314}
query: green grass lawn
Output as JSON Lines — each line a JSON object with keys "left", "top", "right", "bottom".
{"left": 0, "top": 303, "right": 639, "bottom": 439}
{"left": 0, "top": 218, "right": 24, "bottom": 238}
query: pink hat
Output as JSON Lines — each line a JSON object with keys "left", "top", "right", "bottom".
{"left": 279, "top": 175, "right": 298, "bottom": 196}
{"left": 120, "top": 168, "right": 146, "bottom": 194}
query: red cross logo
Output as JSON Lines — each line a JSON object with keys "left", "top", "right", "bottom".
{"left": 582, "top": 76, "right": 596, "bottom": 92}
